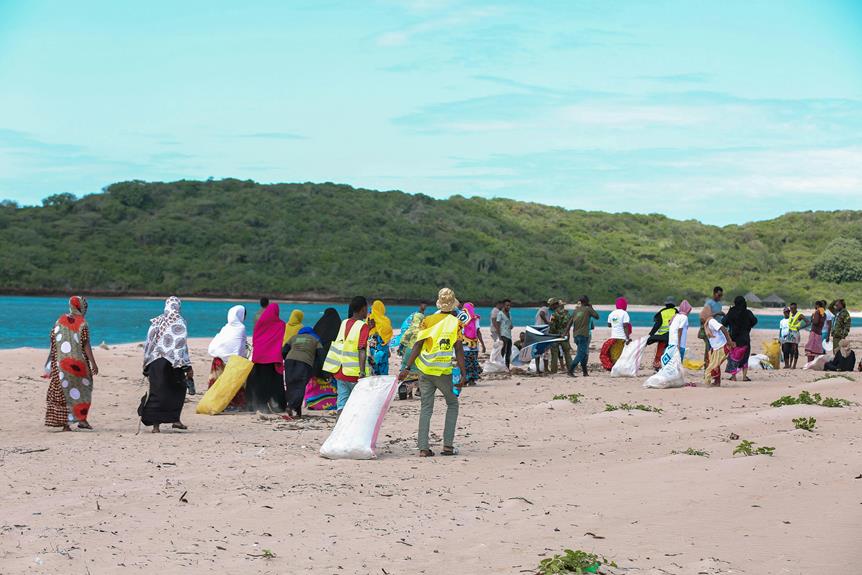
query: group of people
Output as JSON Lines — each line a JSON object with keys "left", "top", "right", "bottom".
{"left": 42, "top": 289, "right": 481, "bottom": 458}
{"left": 780, "top": 298, "right": 855, "bottom": 372}
{"left": 40, "top": 289, "right": 856, "bottom": 455}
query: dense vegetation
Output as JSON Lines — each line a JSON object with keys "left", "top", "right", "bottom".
{"left": 1, "top": 179, "right": 860, "bottom": 306}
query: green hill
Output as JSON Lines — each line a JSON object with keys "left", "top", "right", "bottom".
{"left": 1, "top": 179, "right": 860, "bottom": 306}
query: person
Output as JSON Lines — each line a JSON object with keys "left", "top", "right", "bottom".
{"left": 282, "top": 326, "right": 323, "bottom": 417}
{"left": 569, "top": 296, "right": 598, "bottom": 377}
{"left": 245, "top": 302, "right": 287, "bottom": 413}
{"left": 823, "top": 301, "right": 834, "bottom": 343}
{"left": 704, "top": 311, "right": 735, "bottom": 386}
{"left": 489, "top": 301, "right": 503, "bottom": 342}
{"left": 282, "top": 309, "right": 304, "bottom": 345}
{"left": 498, "top": 299, "right": 514, "bottom": 368}
{"left": 367, "top": 299, "right": 393, "bottom": 376}
{"left": 804, "top": 301, "right": 826, "bottom": 362}
{"left": 322, "top": 296, "right": 370, "bottom": 413}
{"left": 830, "top": 299, "right": 851, "bottom": 350}
{"left": 396, "top": 305, "right": 427, "bottom": 398}
{"left": 778, "top": 307, "right": 795, "bottom": 368}
{"left": 785, "top": 302, "right": 809, "bottom": 369}
{"left": 667, "top": 299, "right": 692, "bottom": 361}
{"left": 303, "top": 307, "right": 342, "bottom": 411}
{"left": 723, "top": 296, "right": 758, "bottom": 381}
{"left": 824, "top": 339, "right": 855, "bottom": 372}
{"left": 535, "top": 299, "right": 552, "bottom": 326}
{"left": 254, "top": 297, "right": 270, "bottom": 324}
{"left": 138, "top": 297, "right": 192, "bottom": 432}
{"left": 548, "top": 299, "right": 573, "bottom": 373}
{"left": 399, "top": 288, "right": 466, "bottom": 458}
{"left": 461, "top": 302, "right": 486, "bottom": 386}
{"left": 647, "top": 297, "right": 677, "bottom": 371}
{"left": 206, "top": 304, "right": 248, "bottom": 410}
{"left": 45, "top": 296, "right": 99, "bottom": 431}
{"left": 600, "top": 297, "right": 631, "bottom": 371}
{"left": 699, "top": 287, "right": 724, "bottom": 365}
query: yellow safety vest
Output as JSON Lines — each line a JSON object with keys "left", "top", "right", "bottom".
{"left": 655, "top": 307, "right": 677, "bottom": 336}
{"left": 322, "top": 319, "right": 365, "bottom": 377}
{"left": 788, "top": 312, "right": 804, "bottom": 332}
{"left": 415, "top": 314, "right": 461, "bottom": 376}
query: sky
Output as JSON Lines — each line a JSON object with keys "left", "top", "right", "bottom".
{"left": 0, "top": 0, "right": 860, "bottom": 225}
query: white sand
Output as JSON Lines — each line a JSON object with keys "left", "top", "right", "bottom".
{"left": 1, "top": 327, "right": 860, "bottom": 574}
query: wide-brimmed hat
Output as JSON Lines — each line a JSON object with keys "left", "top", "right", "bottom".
{"left": 547, "top": 297, "right": 561, "bottom": 307}
{"left": 436, "top": 288, "right": 460, "bottom": 312}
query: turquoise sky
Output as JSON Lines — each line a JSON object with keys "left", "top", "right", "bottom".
{"left": 1, "top": 0, "right": 860, "bottom": 224}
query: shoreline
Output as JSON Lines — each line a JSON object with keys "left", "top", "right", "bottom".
{"left": 3, "top": 289, "right": 859, "bottom": 313}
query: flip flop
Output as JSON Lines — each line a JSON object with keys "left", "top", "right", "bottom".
{"left": 419, "top": 449, "right": 435, "bottom": 457}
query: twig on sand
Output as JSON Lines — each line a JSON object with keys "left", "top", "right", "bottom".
{"left": 20, "top": 448, "right": 49, "bottom": 455}
{"left": 508, "top": 496, "right": 534, "bottom": 505}
{"left": 584, "top": 532, "right": 606, "bottom": 539}
{"left": 179, "top": 491, "right": 188, "bottom": 503}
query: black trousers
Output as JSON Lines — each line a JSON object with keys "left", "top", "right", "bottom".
{"left": 501, "top": 336, "right": 513, "bottom": 368}
{"left": 284, "top": 359, "right": 312, "bottom": 415}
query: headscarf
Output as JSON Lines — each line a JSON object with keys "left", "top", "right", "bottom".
{"left": 252, "top": 302, "right": 286, "bottom": 369}
{"left": 723, "top": 296, "right": 756, "bottom": 341}
{"left": 208, "top": 305, "right": 247, "bottom": 362}
{"left": 143, "top": 296, "right": 191, "bottom": 368}
{"left": 462, "top": 302, "right": 480, "bottom": 340}
{"left": 615, "top": 297, "right": 628, "bottom": 311}
{"left": 298, "top": 326, "right": 321, "bottom": 341}
{"left": 368, "top": 300, "right": 393, "bottom": 344}
{"left": 678, "top": 300, "right": 692, "bottom": 315}
{"left": 282, "top": 309, "right": 304, "bottom": 345}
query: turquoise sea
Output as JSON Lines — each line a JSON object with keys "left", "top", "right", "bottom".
{"left": 0, "top": 296, "right": 784, "bottom": 350}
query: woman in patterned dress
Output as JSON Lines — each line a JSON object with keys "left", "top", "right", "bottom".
{"left": 138, "top": 296, "right": 193, "bottom": 433}
{"left": 45, "top": 296, "right": 99, "bottom": 431}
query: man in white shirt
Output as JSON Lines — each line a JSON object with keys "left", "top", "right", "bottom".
{"left": 704, "top": 314, "right": 735, "bottom": 386}
{"left": 489, "top": 301, "right": 502, "bottom": 342}
{"left": 668, "top": 300, "right": 692, "bottom": 360}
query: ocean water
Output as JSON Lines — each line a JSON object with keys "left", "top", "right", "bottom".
{"left": 0, "top": 296, "right": 784, "bottom": 349}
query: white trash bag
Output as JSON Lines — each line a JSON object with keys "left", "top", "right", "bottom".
{"left": 611, "top": 337, "right": 648, "bottom": 378}
{"left": 320, "top": 375, "right": 398, "bottom": 460}
{"left": 643, "top": 346, "right": 685, "bottom": 389}
{"left": 802, "top": 353, "right": 832, "bottom": 371}
{"left": 822, "top": 340, "right": 834, "bottom": 353}
{"left": 483, "top": 340, "right": 509, "bottom": 374}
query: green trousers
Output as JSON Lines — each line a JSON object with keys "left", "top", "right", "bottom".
{"left": 550, "top": 340, "right": 572, "bottom": 373}
{"left": 417, "top": 372, "right": 459, "bottom": 451}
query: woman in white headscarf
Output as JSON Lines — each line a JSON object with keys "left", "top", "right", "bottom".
{"left": 206, "top": 305, "right": 248, "bottom": 409}
{"left": 138, "top": 296, "right": 193, "bottom": 433}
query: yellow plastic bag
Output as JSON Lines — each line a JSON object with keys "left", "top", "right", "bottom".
{"left": 196, "top": 355, "right": 253, "bottom": 415}
{"left": 763, "top": 339, "right": 781, "bottom": 370}
{"left": 682, "top": 358, "right": 704, "bottom": 370}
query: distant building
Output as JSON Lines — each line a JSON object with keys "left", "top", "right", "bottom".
{"left": 761, "top": 294, "right": 786, "bottom": 308}
{"left": 744, "top": 292, "right": 763, "bottom": 307}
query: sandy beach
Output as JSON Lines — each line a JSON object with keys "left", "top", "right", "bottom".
{"left": 1, "top": 326, "right": 860, "bottom": 574}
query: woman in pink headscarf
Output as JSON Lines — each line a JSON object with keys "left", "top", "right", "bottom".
{"left": 245, "top": 302, "right": 287, "bottom": 412}
{"left": 600, "top": 297, "right": 632, "bottom": 370}
{"left": 460, "top": 302, "right": 486, "bottom": 386}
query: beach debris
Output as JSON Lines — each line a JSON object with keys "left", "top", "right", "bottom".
{"left": 508, "top": 496, "right": 534, "bottom": 505}
{"left": 99, "top": 341, "right": 110, "bottom": 349}
{"left": 179, "top": 490, "right": 189, "bottom": 503}
{"left": 583, "top": 532, "right": 605, "bottom": 539}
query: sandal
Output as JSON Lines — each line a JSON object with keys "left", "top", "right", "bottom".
{"left": 419, "top": 449, "right": 435, "bottom": 457}
{"left": 172, "top": 422, "right": 188, "bottom": 430}
{"left": 743, "top": 377, "right": 752, "bottom": 382}
{"left": 77, "top": 421, "right": 93, "bottom": 430}
{"left": 441, "top": 447, "right": 458, "bottom": 456}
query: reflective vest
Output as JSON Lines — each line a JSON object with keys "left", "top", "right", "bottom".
{"left": 655, "top": 307, "right": 677, "bottom": 336}
{"left": 788, "top": 312, "right": 804, "bottom": 332}
{"left": 322, "top": 319, "right": 365, "bottom": 377}
{"left": 415, "top": 314, "right": 461, "bottom": 376}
